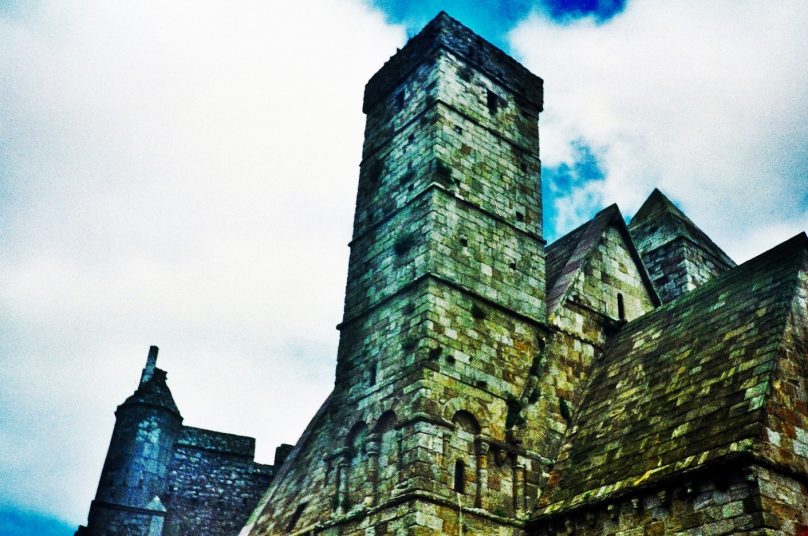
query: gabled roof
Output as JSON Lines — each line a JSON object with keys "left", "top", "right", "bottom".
{"left": 629, "top": 188, "right": 735, "bottom": 269}
{"left": 538, "top": 233, "right": 808, "bottom": 516}
{"left": 545, "top": 204, "right": 660, "bottom": 314}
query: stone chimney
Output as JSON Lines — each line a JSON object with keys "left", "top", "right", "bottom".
{"left": 140, "top": 345, "right": 159, "bottom": 386}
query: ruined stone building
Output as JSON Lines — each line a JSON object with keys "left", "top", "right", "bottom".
{"left": 79, "top": 12, "right": 808, "bottom": 536}
{"left": 76, "top": 347, "right": 289, "bottom": 535}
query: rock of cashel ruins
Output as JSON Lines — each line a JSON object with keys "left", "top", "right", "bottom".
{"left": 76, "top": 346, "right": 289, "bottom": 535}
{"left": 78, "top": 12, "right": 808, "bottom": 536}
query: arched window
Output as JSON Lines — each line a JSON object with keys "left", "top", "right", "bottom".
{"left": 452, "top": 410, "right": 481, "bottom": 435}
{"left": 374, "top": 411, "right": 397, "bottom": 434}
{"left": 345, "top": 422, "right": 368, "bottom": 508}
{"left": 374, "top": 410, "right": 399, "bottom": 496}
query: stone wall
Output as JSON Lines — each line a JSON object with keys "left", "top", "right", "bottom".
{"left": 757, "top": 466, "right": 808, "bottom": 534}
{"left": 761, "top": 252, "right": 808, "bottom": 478}
{"left": 84, "top": 501, "right": 165, "bottom": 536}
{"left": 161, "top": 427, "right": 274, "bottom": 535}
{"left": 636, "top": 235, "right": 734, "bottom": 303}
{"left": 567, "top": 226, "right": 655, "bottom": 323}
{"left": 518, "top": 222, "right": 657, "bottom": 484}
{"left": 532, "top": 465, "right": 761, "bottom": 535}
{"left": 245, "top": 12, "right": 547, "bottom": 535}
{"left": 530, "top": 463, "right": 808, "bottom": 535}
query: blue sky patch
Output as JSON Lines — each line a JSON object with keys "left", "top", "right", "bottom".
{"left": 542, "top": 139, "right": 606, "bottom": 242}
{"left": 371, "top": 0, "right": 626, "bottom": 51}
{"left": 371, "top": 0, "right": 532, "bottom": 51}
{"left": 0, "top": 505, "right": 74, "bottom": 536}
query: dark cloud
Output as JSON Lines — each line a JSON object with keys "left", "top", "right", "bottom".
{"left": 538, "top": 0, "right": 627, "bottom": 24}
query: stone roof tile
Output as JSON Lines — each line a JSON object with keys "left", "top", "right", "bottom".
{"left": 539, "top": 232, "right": 808, "bottom": 515}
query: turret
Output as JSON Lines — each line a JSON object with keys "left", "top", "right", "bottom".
{"left": 82, "top": 346, "right": 182, "bottom": 536}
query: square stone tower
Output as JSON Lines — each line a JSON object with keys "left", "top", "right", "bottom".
{"left": 245, "top": 12, "right": 547, "bottom": 535}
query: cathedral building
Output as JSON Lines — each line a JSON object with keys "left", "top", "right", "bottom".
{"left": 79, "top": 12, "right": 808, "bottom": 536}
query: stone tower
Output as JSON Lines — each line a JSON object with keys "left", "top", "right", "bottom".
{"left": 83, "top": 346, "right": 183, "bottom": 535}
{"left": 78, "top": 347, "right": 275, "bottom": 535}
{"left": 244, "top": 12, "right": 551, "bottom": 535}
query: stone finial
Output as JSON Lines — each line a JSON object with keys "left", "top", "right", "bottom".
{"left": 140, "top": 345, "right": 159, "bottom": 386}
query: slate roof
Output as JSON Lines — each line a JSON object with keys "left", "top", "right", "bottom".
{"left": 545, "top": 204, "right": 660, "bottom": 313}
{"left": 628, "top": 188, "right": 735, "bottom": 269}
{"left": 539, "top": 233, "right": 808, "bottom": 515}
{"left": 121, "top": 368, "right": 181, "bottom": 416}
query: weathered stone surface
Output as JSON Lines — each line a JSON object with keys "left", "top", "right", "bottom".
{"left": 244, "top": 12, "right": 546, "bottom": 536}
{"left": 76, "top": 349, "right": 274, "bottom": 536}
{"left": 628, "top": 189, "right": 736, "bottom": 302}
{"left": 247, "top": 12, "right": 807, "bottom": 536}
{"left": 536, "top": 234, "right": 808, "bottom": 523}
{"left": 76, "top": 11, "right": 808, "bottom": 536}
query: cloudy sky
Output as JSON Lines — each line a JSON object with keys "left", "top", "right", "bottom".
{"left": 1, "top": 1, "right": 806, "bottom": 534}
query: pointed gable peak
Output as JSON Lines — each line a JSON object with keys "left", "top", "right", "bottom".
{"left": 546, "top": 204, "right": 660, "bottom": 314}
{"left": 628, "top": 188, "right": 735, "bottom": 302}
{"left": 631, "top": 188, "right": 688, "bottom": 225}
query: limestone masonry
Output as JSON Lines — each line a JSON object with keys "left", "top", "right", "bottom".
{"left": 78, "top": 12, "right": 808, "bottom": 536}
{"left": 76, "top": 346, "right": 289, "bottom": 535}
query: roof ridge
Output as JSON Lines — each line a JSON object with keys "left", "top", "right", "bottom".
{"left": 539, "top": 233, "right": 807, "bottom": 515}
{"left": 629, "top": 188, "right": 735, "bottom": 267}
{"left": 630, "top": 188, "right": 689, "bottom": 224}
{"left": 630, "top": 233, "right": 805, "bottom": 322}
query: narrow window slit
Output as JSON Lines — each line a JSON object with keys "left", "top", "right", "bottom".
{"left": 287, "top": 502, "right": 307, "bottom": 531}
{"left": 486, "top": 89, "right": 499, "bottom": 114}
{"left": 454, "top": 460, "right": 466, "bottom": 493}
{"left": 617, "top": 293, "right": 625, "bottom": 321}
{"left": 369, "top": 363, "right": 377, "bottom": 386}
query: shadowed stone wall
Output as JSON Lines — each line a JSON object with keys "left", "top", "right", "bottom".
{"left": 77, "top": 352, "right": 275, "bottom": 536}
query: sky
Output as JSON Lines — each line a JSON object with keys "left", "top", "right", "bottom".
{"left": 1, "top": 1, "right": 806, "bottom": 534}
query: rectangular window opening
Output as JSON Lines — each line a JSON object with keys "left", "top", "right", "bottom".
{"left": 486, "top": 90, "right": 499, "bottom": 114}
{"left": 454, "top": 460, "right": 466, "bottom": 493}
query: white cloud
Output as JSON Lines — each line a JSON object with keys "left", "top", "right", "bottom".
{"left": 511, "top": 0, "right": 808, "bottom": 261}
{"left": 3, "top": 0, "right": 807, "bottom": 529}
{"left": 0, "top": 0, "right": 404, "bottom": 524}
